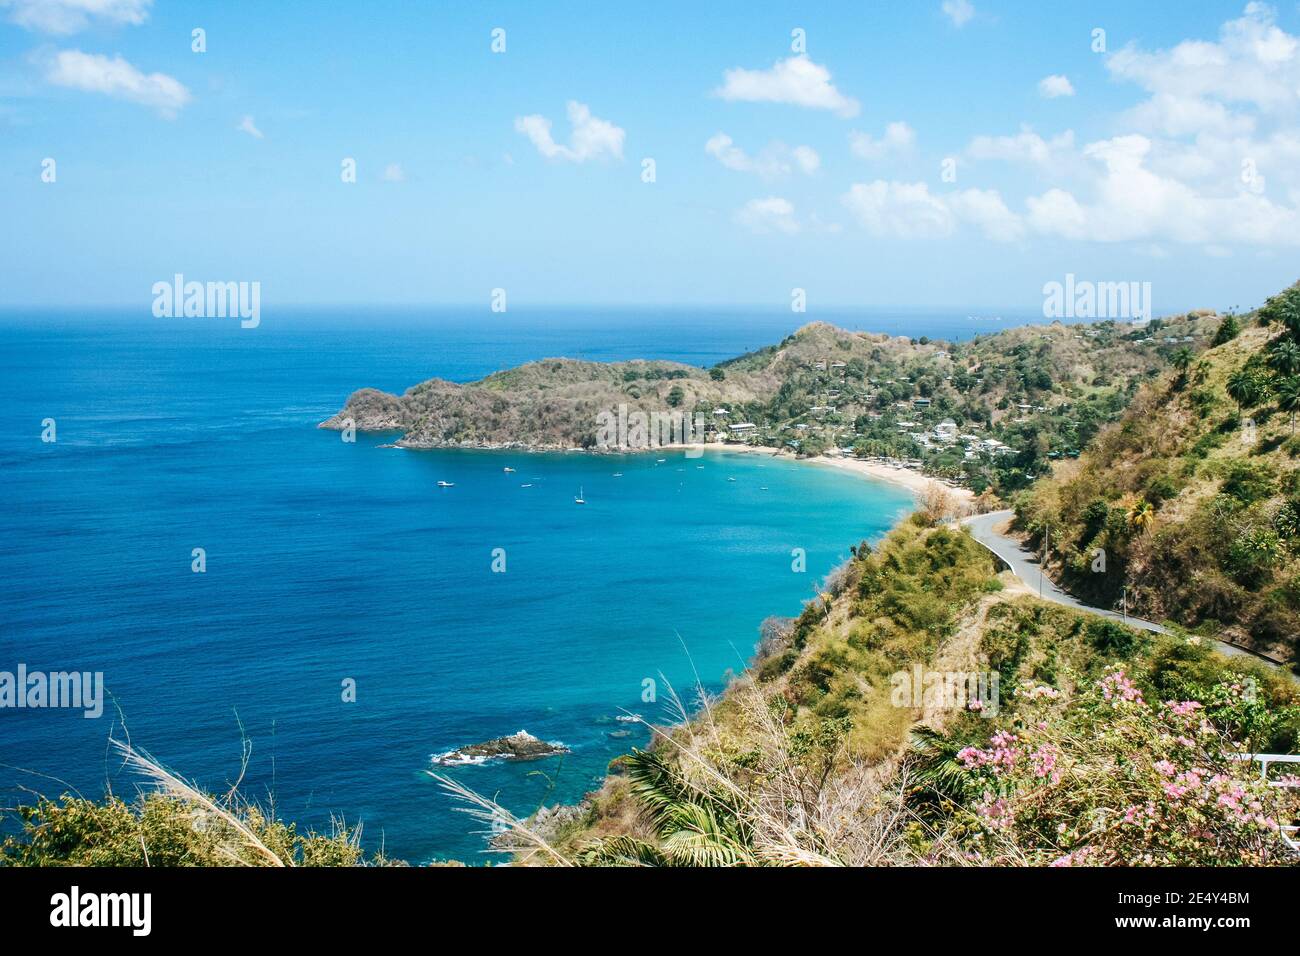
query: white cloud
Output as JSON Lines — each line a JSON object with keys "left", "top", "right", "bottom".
{"left": 704, "top": 133, "right": 819, "bottom": 179}
{"left": 382, "top": 163, "right": 405, "bottom": 183}
{"left": 842, "top": 180, "right": 1026, "bottom": 242}
{"left": 236, "top": 115, "right": 263, "bottom": 139}
{"left": 45, "top": 49, "right": 190, "bottom": 118}
{"left": 792, "top": 145, "right": 821, "bottom": 174}
{"left": 948, "top": 189, "right": 1027, "bottom": 241}
{"left": 836, "top": 7, "right": 1300, "bottom": 251}
{"left": 714, "top": 55, "right": 860, "bottom": 117}
{"left": 967, "top": 127, "right": 1076, "bottom": 167}
{"left": 941, "top": 0, "right": 975, "bottom": 28}
{"left": 514, "top": 100, "right": 624, "bottom": 162}
{"left": 849, "top": 121, "right": 916, "bottom": 160}
{"left": 736, "top": 197, "right": 801, "bottom": 234}
{"left": 1, "top": 0, "right": 150, "bottom": 34}
{"left": 1038, "top": 74, "right": 1075, "bottom": 98}
{"left": 1107, "top": 2, "right": 1300, "bottom": 137}
{"left": 842, "top": 181, "right": 954, "bottom": 239}
{"left": 1024, "top": 133, "right": 1300, "bottom": 245}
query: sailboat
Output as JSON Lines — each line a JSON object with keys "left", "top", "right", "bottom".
{"left": 574, "top": 486, "right": 586, "bottom": 504}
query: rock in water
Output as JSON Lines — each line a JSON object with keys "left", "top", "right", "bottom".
{"left": 432, "top": 730, "right": 570, "bottom": 766}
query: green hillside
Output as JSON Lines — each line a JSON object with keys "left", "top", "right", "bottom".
{"left": 1017, "top": 284, "right": 1300, "bottom": 664}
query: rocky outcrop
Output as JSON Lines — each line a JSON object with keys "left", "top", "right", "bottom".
{"left": 432, "top": 730, "right": 570, "bottom": 766}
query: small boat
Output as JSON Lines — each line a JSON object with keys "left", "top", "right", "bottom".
{"left": 727, "top": 477, "right": 737, "bottom": 482}
{"left": 656, "top": 458, "right": 666, "bottom": 463}
{"left": 520, "top": 483, "right": 533, "bottom": 488}
{"left": 503, "top": 467, "right": 516, "bottom": 473}
{"left": 574, "top": 486, "right": 586, "bottom": 505}
{"left": 612, "top": 472, "right": 623, "bottom": 478}
{"left": 437, "top": 480, "right": 455, "bottom": 488}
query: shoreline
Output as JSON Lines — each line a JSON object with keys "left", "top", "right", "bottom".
{"left": 680, "top": 443, "right": 976, "bottom": 503}
{"left": 375, "top": 435, "right": 976, "bottom": 505}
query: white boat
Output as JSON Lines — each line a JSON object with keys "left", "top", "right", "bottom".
{"left": 727, "top": 477, "right": 737, "bottom": 482}
{"left": 574, "top": 486, "right": 585, "bottom": 504}
{"left": 503, "top": 467, "right": 516, "bottom": 473}
{"left": 521, "top": 483, "right": 533, "bottom": 488}
{"left": 612, "top": 472, "right": 623, "bottom": 478}
{"left": 437, "top": 481, "right": 455, "bottom": 487}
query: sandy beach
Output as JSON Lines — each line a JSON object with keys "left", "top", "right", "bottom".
{"left": 686, "top": 443, "right": 975, "bottom": 504}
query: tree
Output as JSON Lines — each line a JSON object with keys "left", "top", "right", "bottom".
{"left": 1127, "top": 500, "right": 1155, "bottom": 534}
{"left": 919, "top": 481, "right": 956, "bottom": 524}
{"left": 1277, "top": 376, "right": 1300, "bottom": 434}
{"left": 1268, "top": 338, "right": 1300, "bottom": 377}
{"left": 666, "top": 385, "right": 685, "bottom": 408}
{"left": 709, "top": 367, "right": 725, "bottom": 381}
{"left": 1212, "top": 314, "right": 1241, "bottom": 346}
{"left": 1226, "top": 367, "right": 1261, "bottom": 421}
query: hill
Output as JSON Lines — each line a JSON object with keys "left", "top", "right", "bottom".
{"left": 322, "top": 312, "right": 1218, "bottom": 496}
{"left": 1016, "top": 283, "right": 1300, "bottom": 664}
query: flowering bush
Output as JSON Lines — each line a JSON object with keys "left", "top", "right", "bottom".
{"left": 949, "top": 667, "right": 1300, "bottom": 866}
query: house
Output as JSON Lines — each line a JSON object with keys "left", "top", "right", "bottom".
{"left": 933, "top": 420, "right": 958, "bottom": 442}
{"left": 913, "top": 398, "right": 932, "bottom": 408}
{"left": 729, "top": 422, "right": 757, "bottom": 432}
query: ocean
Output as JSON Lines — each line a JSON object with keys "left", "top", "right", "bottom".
{"left": 0, "top": 307, "right": 1010, "bottom": 862}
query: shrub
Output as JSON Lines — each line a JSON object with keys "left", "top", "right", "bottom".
{"left": 1220, "top": 459, "right": 1277, "bottom": 505}
{"left": 1086, "top": 618, "right": 1146, "bottom": 657}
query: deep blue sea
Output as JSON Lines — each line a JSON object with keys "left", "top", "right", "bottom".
{"left": 0, "top": 307, "right": 1019, "bottom": 863}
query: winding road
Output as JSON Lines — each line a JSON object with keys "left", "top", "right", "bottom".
{"left": 963, "top": 509, "right": 1285, "bottom": 671}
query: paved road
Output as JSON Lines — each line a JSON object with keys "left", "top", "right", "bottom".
{"left": 962, "top": 509, "right": 1276, "bottom": 669}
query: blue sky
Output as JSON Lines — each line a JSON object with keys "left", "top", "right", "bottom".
{"left": 2, "top": 0, "right": 1299, "bottom": 314}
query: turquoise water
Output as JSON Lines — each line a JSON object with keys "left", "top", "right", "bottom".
{"left": 0, "top": 312, "right": 914, "bottom": 862}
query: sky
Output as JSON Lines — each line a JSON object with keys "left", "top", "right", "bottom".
{"left": 1, "top": 0, "right": 1299, "bottom": 315}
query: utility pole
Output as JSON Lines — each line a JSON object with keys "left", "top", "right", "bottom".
{"left": 1039, "top": 523, "right": 1049, "bottom": 597}
{"left": 1122, "top": 586, "right": 1128, "bottom": 623}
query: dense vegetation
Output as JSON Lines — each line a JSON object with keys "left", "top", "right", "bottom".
{"left": 1017, "top": 284, "right": 1300, "bottom": 663}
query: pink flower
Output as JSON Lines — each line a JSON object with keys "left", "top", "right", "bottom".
{"left": 1099, "top": 669, "right": 1144, "bottom": 707}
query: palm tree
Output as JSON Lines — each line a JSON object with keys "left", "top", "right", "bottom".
{"left": 1269, "top": 338, "right": 1300, "bottom": 377}
{"left": 1278, "top": 376, "right": 1300, "bottom": 434}
{"left": 1226, "top": 368, "right": 1260, "bottom": 421}
{"left": 577, "top": 749, "right": 755, "bottom": 866}
{"left": 1127, "top": 500, "right": 1155, "bottom": 534}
